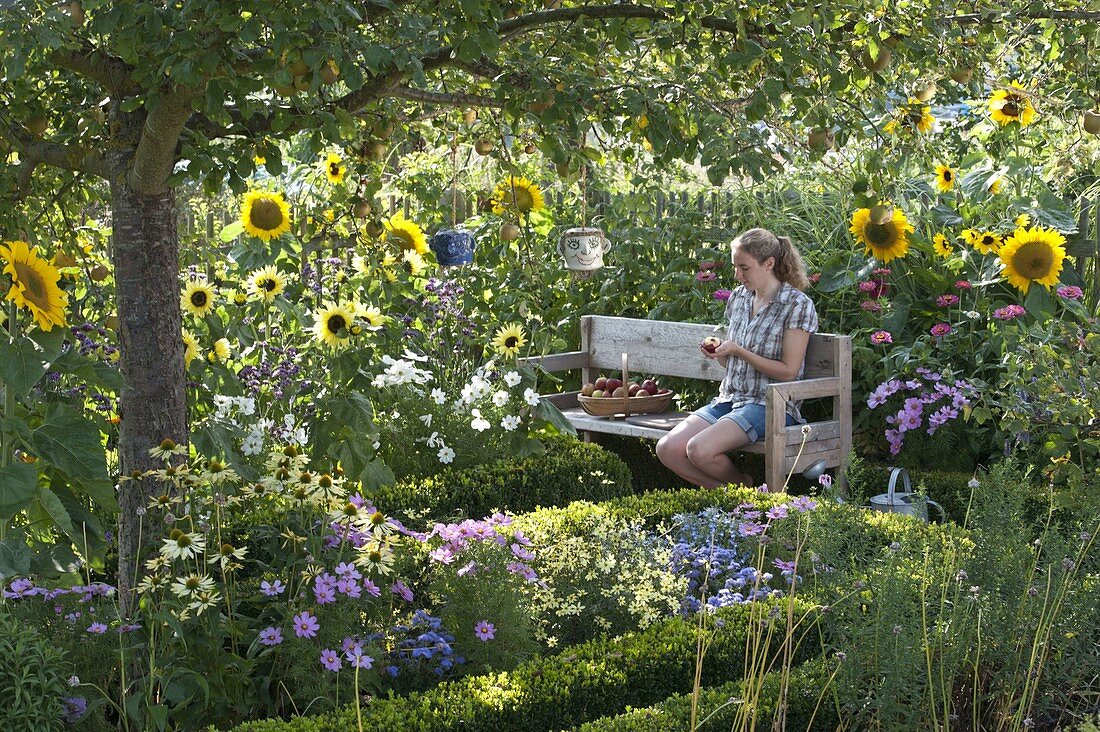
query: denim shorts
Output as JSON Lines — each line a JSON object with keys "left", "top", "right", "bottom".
{"left": 691, "top": 401, "right": 797, "bottom": 444}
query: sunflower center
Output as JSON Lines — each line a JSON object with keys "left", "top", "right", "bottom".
{"left": 505, "top": 336, "right": 519, "bottom": 348}
{"left": 943, "top": 170, "right": 952, "bottom": 182}
{"left": 865, "top": 222, "right": 897, "bottom": 247}
{"left": 1002, "top": 97, "right": 1020, "bottom": 118}
{"left": 982, "top": 235, "right": 995, "bottom": 247}
{"left": 1013, "top": 241, "right": 1054, "bottom": 279}
{"left": 250, "top": 198, "right": 285, "bottom": 231}
{"left": 190, "top": 291, "right": 208, "bottom": 307}
{"left": 12, "top": 261, "right": 48, "bottom": 305}
{"left": 262, "top": 278, "right": 277, "bottom": 291}
{"left": 395, "top": 232, "right": 415, "bottom": 249}
{"left": 326, "top": 314, "right": 347, "bottom": 333}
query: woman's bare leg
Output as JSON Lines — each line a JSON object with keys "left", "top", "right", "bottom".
{"left": 685, "top": 420, "right": 754, "bottom": 488}
{"left": 656, "top": 416, "right": 730, "bottom": 488}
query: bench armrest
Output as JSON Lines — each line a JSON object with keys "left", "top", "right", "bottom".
{"left": 518, "top": 350, "right": 588, "bottom": 373}
{"left": 767, "top": 377, "right": 843, "bottom": 401}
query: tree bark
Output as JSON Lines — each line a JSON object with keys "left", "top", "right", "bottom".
{"left": 110, "top": 170, "right": 188, "bottom": 614}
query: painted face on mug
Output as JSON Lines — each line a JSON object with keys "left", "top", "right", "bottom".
{"left": 559, "top": 228, "right": 611, "bottom": 271}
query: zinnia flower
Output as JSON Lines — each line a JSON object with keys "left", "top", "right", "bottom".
{"left": 0, "top": 240, "right": 68, "bottom": 331}
{"left": 871, "top": 330, "right": 893, "bottom": 345}
{"left": 1057, "top": 285, "right": 1083, "bottom": 300}
{"left": 930, "top": 323, "right": 952, "bottom": 337}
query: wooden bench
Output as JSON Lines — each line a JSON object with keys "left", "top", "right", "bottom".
{"left": 522, "top": 315, "right": 853, "bottom": 491}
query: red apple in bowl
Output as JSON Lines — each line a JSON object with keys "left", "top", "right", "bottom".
{"left": 611, "top": 386, "right": 627, "bottom": 398}
{"left": 594, "top": 376, "right": 608, "bottom": 390}
{"left": 628, "top": 383, "right": 642, "bottom": 397}
{"left": 657, "top": 388, "right": 671, "bottom": 395}
{"left": 702, "top": 337, "right": 721, "bottom": 354}
{"left": 606, "top": 378, "right": 623, "bottom": 392}
{"left": 640, "top": 378, "right": 658, "bottom": 395}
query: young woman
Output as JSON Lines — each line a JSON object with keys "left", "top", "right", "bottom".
{"left": 656, "top": 228, "right": 818, "bottom": 490}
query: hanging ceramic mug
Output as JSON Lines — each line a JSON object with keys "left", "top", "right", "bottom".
{"left": 429, "top": 229, "right": 476, "bottom": 266}
{"left": 558, "top": 227, "right": 611, "bottom": 271}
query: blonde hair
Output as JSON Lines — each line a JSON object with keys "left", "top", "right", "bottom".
{"left": 731, "top": 227, "right": 809, "bottom": 290}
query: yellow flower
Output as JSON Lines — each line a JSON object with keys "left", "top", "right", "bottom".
{"left": 181, "top": 280, "right": 216, "bottom": 317}
{"left": 973, "top": 231, "right": 1002, "bottom": 256}
{"left": 492, "top": 323, "right": 527, "bottom": 358}
{"left": 959, "top": 229, "right": 979, "bottom": 246}
{"left": 988, "top": 82, "right": 1037, "bottom": 127}
{"left": 885, "top": 99, "right": 934, "bottom": 135}
{"left": 253, "top": 155, "right": 266, "bottom": 165}
{"left": 323, "top": 153, "right": 345, "bottom": 185}
{"left": 312, "top": 302, "right": 355, "bottom": 348}
{"left": 491, "top": 176, "right": 545, "bottom": 219}
{"left": 361, "top": 305, "right": 386, "bottom": 327}
{"left": 384, "top": 212, "right": 428, "bottom": 254}
{"left": 402, "top": 249, "right": 426, "bottom": 276}
{"left": 182, "top": 329, "right": 199, "bottom": 367}
{"left": 247, "top": 265, "right": 286, "bottom": 303}
{"left": 240, "top": 191, "right": 292, "bottom": 242}
{"left": 998, "top": 226, "right": 1066, "bottom": 293}
{"left": 212, "top": 338, "right": 231, "bottom": 362}
{"left": 932, "top": 233, "right": 953, "bottom": 258}
{"left": 0, "top": 240, "right": 68, "bottom": 331}
{"left": 934, "top": 165, "right": 955, "bottom": 193}
{"left": 1015, "top": 213, "right": 1031, "bottom": 227}
{"left": 988, "top": 177, "right": 1003, "bottom": 194}
{"left": 849, "top": 207, "right": 914, "bottom": 264}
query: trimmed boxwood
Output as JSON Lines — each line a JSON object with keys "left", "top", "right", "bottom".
{"left": 225, "top": 599, "right": 818, "bottom": 732}
{"left": 371, "top": 439, "right": 633, "bottom": 523}
{"left": 575, "top": 656, "right": 840, "bottom": 731}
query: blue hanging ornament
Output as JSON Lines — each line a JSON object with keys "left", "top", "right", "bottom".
{"left": 429, "top": 229, "right": 476, "bottom": 266}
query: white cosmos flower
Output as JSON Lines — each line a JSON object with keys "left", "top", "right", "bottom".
{"left": 418, "top": 414, "right": 433, "bottom": 427}
{"left": 503, "top": 371, "right": 522, "bottom": 387}
{"left": 501, "top": 415, "right": 521, "bottom": 431}
{"left": 423, "top": 431, "right": 444, "bottom": 449}
{"left": 438, "top": 446, "right": 456, "bottom": 464}
{"left": 492, "top": 390, "right": 510, "bottom": 407}
{"left": 523, "top": 388, "right": 540, "bottom": 407}
{"left": 431, "top": 388, "right": 446, "bottom": 404}
{"left": 470, "top": 409, "right": 491, "bottom": 432}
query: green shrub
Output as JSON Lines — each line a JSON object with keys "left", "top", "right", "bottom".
{"left": 371, "top": 439, "right": 633, "bottom": 523}
{"left": 0, "top": 610, "right": 70, "bottom": 731}
{"left": 575, "top": 656, "right": 840, "bottom": 731}
{"left": 225, "top": 599, "right": 818, "bottom": 732}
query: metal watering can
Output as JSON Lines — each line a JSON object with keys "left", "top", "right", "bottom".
{"left": 867, "top": 467, "right": 945, "bottom": 522}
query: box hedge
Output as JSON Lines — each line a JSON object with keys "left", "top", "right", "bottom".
{"left": 371, "top": 439, "right": 634, "bottom": 523}
{"left": 225, "top": 599, "right": 818, "bottom": 732}
{"left": 575, "top": 656, "right": 839, "bottom": 731}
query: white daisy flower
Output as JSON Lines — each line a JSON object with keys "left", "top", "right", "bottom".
{"left": 503, "top": 371, "right": 522, "bottom": 387}
{"left": 438, "top": 446, "right": 456, "bottom": 464}
{"left": 501, "top": 415, "right": 521, "bottom": 431}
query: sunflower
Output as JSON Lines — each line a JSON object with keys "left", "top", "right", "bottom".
{"left": 312, "top": 302, "right": 356, "bottom": 348}
{"left": 212, "top": 338, "right": 231, "bottom": 362}
{"left": 988, "top": 177, "right": 1003, "bottom": 194}
{"left": 932, "top": 233, "right": 953, "bottom": 258}
{"left": 247, "top": 265, "right": 286, "bottom": 303}
{"left": 0, "top": 240, "right": 68, "bottom": 331}
{"left": 988, "top": 82, "right": 1037, "bottom": 127}
{"left": 181, "top": 280, "right": 216, "bottom": 317}
{"left": 240, "top": 191, "right": 292, "bottom": 242}
{"left": 402, "top": 249, "right": 426, "bottom": 277}
{"left": 384, "top": 213, "right": 428, "bottom": 254}
{"left": 360, "top": 305, "right": 385, "bottom": 327}
{"left": 491, "top": 176, "right": 545, "bottom": 219}
{"left": 849, "top": 207, "right": 914, "bottom": 264}
{"left": 934, "top": 165, "right": 955, "bottom": 193}
{"left": 972, "top": 231, "right": 1002, "bottom": 256}
{"left": 884, "top": 99, "right": 935, "bottom": 135}
{"left": 323, "top": 153, "right": 345, "bottom": 185}
{"left": 182, "top": 329, "right": 199, "bottom": 367}
{"left": 998, "top": 226, "right": 1066, "bottom": 293}
{"left": 492, "top": 323, "right": 527, "bottom": 358}
{"left": 958, "top": 229, "right": 980, "bottom": 247}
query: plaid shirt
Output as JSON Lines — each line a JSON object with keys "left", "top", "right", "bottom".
{"left": 713, "top": 282, "right": 819, "bottom": 421}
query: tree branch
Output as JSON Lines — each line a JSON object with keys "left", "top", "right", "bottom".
{"left": 128, "top": 87, "right": 198, "bottom": 195}
{"left": 496, "top": 5, "right": 743, "bottom": 37}
{"left": 49, "top": 43, "right": 138, "bottom": 95}
{"left": 391, "top": 86, "right": 504, "bottom": 109}
{"left": 0, "top": 110, "right": 108, "bottom": 198}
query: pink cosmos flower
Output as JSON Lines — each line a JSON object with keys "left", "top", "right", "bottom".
{"left": 320, "top": 649, "right": 342, "bottom": 672}
{"left": 259, "top": 627, "right": 283, "bottom": 646}
{"left": 474, "top": 621, "right": 496, "bottom": 641}
{"left": 293, "top": 611, "right": 320, "bottom": 639}
{"left": 871, "top": 330, "right": 893, "bottom": 345}
{"left": 390, "top": 581, "right": 414, "bottom": 602}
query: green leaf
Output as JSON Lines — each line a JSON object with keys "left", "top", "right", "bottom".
{"left": 0, "top": 537, "right": 31, "bottom": 579}
{"left": 0, "top": 463, "right": 38, "bottom": 519}
{"left": 30, "top": 403, "right": 110, "bottom": 483}
{"left": 36, "top": 486, "right": 77, "bottom": 543}
{"left": 359, "top": 459, "right": 395, "bottom": 490}
{"left": 536, "top": 399, "right": 577, "bottom": 436}
{"left": 0, "top": 334, "right": 52, "bottom": 397}
{"left": 220, "top": 219, "right": 245, "bottom": 242}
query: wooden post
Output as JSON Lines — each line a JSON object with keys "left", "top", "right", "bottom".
{"left": 834, "top": 335, "right": 853, "bottom": 495}
{"left": 765, "top": 385, "right": 787, "bottom": 492}
{"left": 1076, "top": 196, "right": 1090, "bottom": 279}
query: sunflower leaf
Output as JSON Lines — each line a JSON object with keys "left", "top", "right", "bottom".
{"left": 30, "top": 403, "right": 110, "bottom": 485}
{"left": 219, "top": 220, "right": 245, "bottom": 242}
{"left": 0, "top": 463, "right": 38, "bottom": 520}
{"left": 0, "top": 334, "right": 53, "bottom": 398}
{"left": 0, "top": 535, "right": 31, "bottom": 579}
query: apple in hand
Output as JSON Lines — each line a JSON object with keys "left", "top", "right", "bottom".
{"left": 594, "top": 376, "right": 608, "bottom": 390}
{"left": 702, "top": 337, "right": 721, "bottom": 354}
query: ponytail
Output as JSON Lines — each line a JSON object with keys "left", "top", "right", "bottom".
{"left": 731, "top": 229, "right": 810, "bottom": 290}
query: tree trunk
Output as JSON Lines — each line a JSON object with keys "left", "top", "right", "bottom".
{"left": 110, "top": 176, "right": 187, "bottom": 614}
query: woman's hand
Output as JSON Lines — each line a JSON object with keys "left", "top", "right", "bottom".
{"left": 713, "top": 339, "right": 743, "bottom": 360}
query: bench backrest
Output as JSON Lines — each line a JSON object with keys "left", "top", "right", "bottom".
{"left": 581, "top": 315, "right": 848, "bottom": 381}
